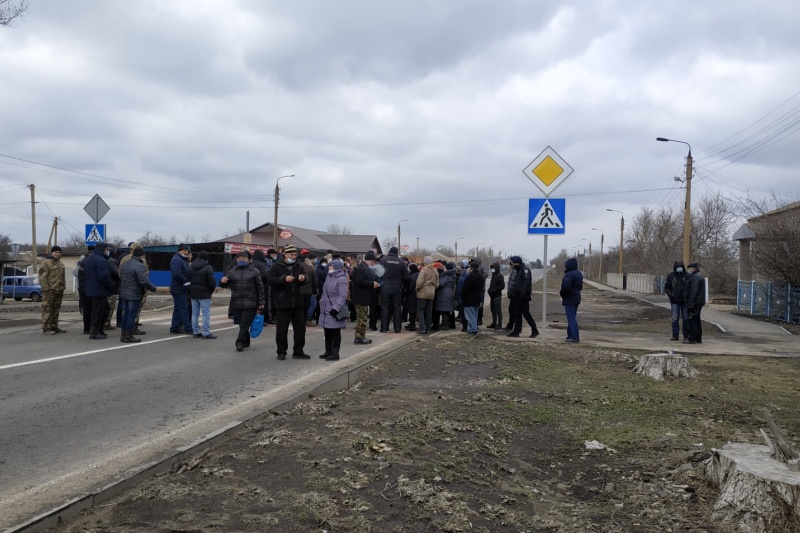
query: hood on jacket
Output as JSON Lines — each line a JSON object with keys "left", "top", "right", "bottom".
{"left": 565, "top": 257, "right": 578, "bottom": 272}
{"left": 673, "top": 260, "right": 685, "bottom": 271}
{"left": 191, "top": 258, "right": 209, "bottom": 270}
{"left": 490, "top": 262, "right": 500, "bottom": 272}
{"left": 252, "top": 249, "right": 266, "bottom": 262}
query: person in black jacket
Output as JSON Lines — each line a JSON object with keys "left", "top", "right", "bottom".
{"left": 83, "top": 242, "right": 116, "bottom": 339}
{"left": 460, "top": 262, "right": 484, "bottom": 334}
{"left": 351, "top": 251, "right": 380, "bottom": 344}
{"left": 267, "top": 245, "right": 309, "bottom": 360}
{"left": 379, "top": 246, "right": 409, "bottom": 333}
{"left": 220, "top": 251, "right": 264, "bottom": 352}
{"left": 487, "top": 262, "right": 506, "bottom": 330}
{"left": 118, "top": 247, "right": 157, "bottom": 343}
{"left": 683, "top": 262, "right": 705, "bottom": 344}
{"left": 189, "top": 251, "right": 217, "bottom": 339}
{"left": 507, "top": 256, "right": 539, "bottom": 338}
{"left": 403, "top": 263, "right": 419, "bottom": 331}
{"left": 560, "top": 257, "right": 583, "bottom": 343}
{"left": 664, "top": 261, "right": 689, "bottom": 341}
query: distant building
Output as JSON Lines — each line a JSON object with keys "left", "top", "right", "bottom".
{"left": 733, "top": 200, "right": 800, "bottom": 280}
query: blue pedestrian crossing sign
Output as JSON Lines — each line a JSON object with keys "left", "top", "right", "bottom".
{"left": 85, "top": 224, "right": 106, "bottom": 245}
{"left": 528, "top": 198, "right": 565, "bottom": 235}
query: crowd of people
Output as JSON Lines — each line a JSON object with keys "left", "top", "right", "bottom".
{"left": 38, "top": 242, "right": 590, "bottom": 354}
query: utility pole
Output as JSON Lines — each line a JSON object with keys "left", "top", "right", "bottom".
{"left": 592, "top": 228, "right": 604, "bottom": 280}
{"left": 272, "top": 174, "right": 294, "bottom": 250}
{"left": 416, "top": 237, "right": 420, "bottom": 258}
{"left": 29, "top": 184, "right": 37, "bottom": 271}
{"left": 657, "top": 138, "right": 693, "bottom": 265}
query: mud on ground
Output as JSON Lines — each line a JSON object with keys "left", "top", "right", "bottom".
{"left": 49, "top": 287, "right": 799, "bottom": 532}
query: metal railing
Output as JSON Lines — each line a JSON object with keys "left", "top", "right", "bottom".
{"left": 737, "top": 280, "right": 800, "bottom": 324}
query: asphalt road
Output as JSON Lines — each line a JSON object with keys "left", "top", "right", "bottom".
{"left": 0, "top": 303, "right": 405, "bottom": 528}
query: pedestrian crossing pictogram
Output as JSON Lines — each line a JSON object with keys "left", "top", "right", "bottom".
{"left": 528, "top": 198, "right": 566, "bottom": 235}
{"left": 85, "top": 223, "right": 106, "bottom": 244}
{"left": 529, "top": 200, "right": 562, "bottom": 229}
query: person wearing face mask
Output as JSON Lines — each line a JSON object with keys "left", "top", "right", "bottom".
{"left": 664, "top": 261, "right": 689, "bottom": 341}
{"left": 507, "top": 256, "right": 539, "bottom": 338}
{"left": 82, "top": 242, "right": 116, "bottom": 339}
{"left": 317, "top": 259, "right": 350, "bottom": 360}
{"left": 220, "top": 251, "right": 264, "bottom": 352}
{"left": 487, "top": 262, "right": 506, "bottom": 330}
{"left": 169, "top": 244, "right": 193, "bottom": 335}
{"left": 267, "top": 245, "right": 309, "bottom": 360}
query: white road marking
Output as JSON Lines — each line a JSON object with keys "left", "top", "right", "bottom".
{"left": 0, "top": 326, "right": 238, "bottom": 372}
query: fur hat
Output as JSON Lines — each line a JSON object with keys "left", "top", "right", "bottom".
{"left": 687, "top": 262, "right": 699, "bottom": 269}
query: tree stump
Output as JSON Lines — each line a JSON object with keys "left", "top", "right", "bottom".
{"left": 632, "top": 353, "right": 698, "bottom": 381}
{"left": 705, "top": 443, "right": 800, "bottom": 532}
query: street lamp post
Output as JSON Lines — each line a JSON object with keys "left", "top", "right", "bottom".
{"left": 582, "top": 238, "right": 592, "bottom": 279}
{"left": 606, "top": 209, "right": 624, "bottom": 275}
{"left": 591, "top": 228, "right": 604, "bottom": 280}
{"left": 455, "top": 237, "right": 464, "bottom": 263}
{"left": 657, "top": 137, "right": 693, "bottom": 265}
{"left": 397, "top": 219, "right": 409, "bottom": 252}
{"left": 475, "top": 242, "right": 484, "bottom": 260}
{"left": 273, "top": 174, "right": 295, "bottom": 249}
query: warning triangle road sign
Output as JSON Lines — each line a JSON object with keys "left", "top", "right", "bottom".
{"left": 529, "top": 200, "right": 563, "bottom": 229}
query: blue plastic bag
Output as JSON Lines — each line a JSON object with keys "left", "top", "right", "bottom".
{"left": 250, "top": 313, "right": 265, "bottom": 338}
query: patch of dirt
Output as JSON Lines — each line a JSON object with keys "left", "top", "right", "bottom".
{"left": 49, "top": 287, "right": 800, "bottom": 532}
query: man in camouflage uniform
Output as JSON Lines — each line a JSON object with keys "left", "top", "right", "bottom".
{"left": 350, "top": 251, "right": 379, "bottom": 344}
{"left": 38, "top": 245, "right": 67, "bottom": 334}
{"left": 104, "top": 245, "right": 121, "bottom": 331}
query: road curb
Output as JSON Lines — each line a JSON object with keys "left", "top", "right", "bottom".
{"left": 4, "top": 334, "right": 423, "bottom": 533}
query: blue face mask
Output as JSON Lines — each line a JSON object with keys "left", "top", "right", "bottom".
{"left": 237, "top": 260, "right": 248, "bottom": 267}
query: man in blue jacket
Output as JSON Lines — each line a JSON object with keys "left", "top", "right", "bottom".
{"left": 170, "top": 243, "right": 193, "bottom": 334}
{"left": 560, "top": 257, "right": 583, "bottom": 343}
{"left": 82, "top": 242, "right": 116, "bottom": 339}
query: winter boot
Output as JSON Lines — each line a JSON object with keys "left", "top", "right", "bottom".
{"left": 120, "top": 330, "right": 126, "bottom": 342}
{"left": 325, "top": 347, "right": 340, "bottom": 361}
{"left": 123, "top": 331, "right": 141, "bottom": 344}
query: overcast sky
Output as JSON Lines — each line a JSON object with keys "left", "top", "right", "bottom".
{"left": 1, "top": 0, "right": 798, "bottom": 263}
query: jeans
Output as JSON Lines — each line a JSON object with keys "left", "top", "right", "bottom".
{"left": 307, "top": 294, "right": 317, "bottom": 320}
{"left": 417, "top": 299, "right": 433, "bottom": 332}
{"left": 464, "top": 306, "right": 479, "bottom": 333}
{"left": 564, "top": 304, "right": 579, "bottom": 341}
{"left": 671, "top": 303, "right": 688, "bottom": 339}
{"left": 120, "top": 299, "right": 141, "bottom": 332}
{"left": 192, "top": 298, "right": 212, "bottom": 336}
{"left": 171, "top": 291, "right": 191, "bottom": 331}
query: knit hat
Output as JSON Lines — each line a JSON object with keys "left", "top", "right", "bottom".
{"left": 423, "top": 256, "right": 433, "bottom": 265}
{"left": 267, "top": 248, "right": 277, "bottom": 255}
{"left": 178, "top": 243, "right": 189, "bottom": 252}
{"left": 470, "top": 261, "right": 480, "bottom": 270}
{"left": 509, "top": 255, "right": 522, "bottom": 264}
{"left": 331, "top": 259, "right": 344, "bottom": 271}
{"left": 133, "top": 247, "right": 145, "bottom": 257}
{"left": 51, "top": 246, "right": 62, "bottom": 252}
{"left": 409, "top": 263, "right": 419, "bottom": 273}
{"left": 389, "top": 246, "right": 399, "bottom": 254}
{"left": 364, "top": 251, "right": 377, "bottom": 261}
{"left": 198, "top": 251, "right": 209, "bottom": 260}
{"left": 283, "top": 245, "right": 297, "bottom": 255}
{"left": 445, "top": 261, "right": 455, "bottom": 270}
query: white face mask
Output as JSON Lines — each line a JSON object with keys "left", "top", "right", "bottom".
{"left": 491, "top": 268, "right": 496, "bottom": 273}
{"left": 676, "top": 267, "right": 684, "bottom": 273}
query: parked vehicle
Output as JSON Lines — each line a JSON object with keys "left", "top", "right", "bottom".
{"left": 1, "top": 276, "right": 43, "bottom": 302}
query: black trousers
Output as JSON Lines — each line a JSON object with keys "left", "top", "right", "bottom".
{"left": 509, "top": 297, "right": 538, "bottom": 335}
{"left": 275, "top": 306, "right": 306, "bottom": 356}
{"left": 89, "top": 297, "right": 109, "bottom": 333}
{"left": 687, "top": 307, "right": 703, "bottom": 342}
{"left": 233, "top": 307, "right": 257, "bottom": 347}
{"left": 323, "top": 328, "right": 342, "bottom": 354}
{"left": 380, "top": 286, "right": 402, "bottom": 332}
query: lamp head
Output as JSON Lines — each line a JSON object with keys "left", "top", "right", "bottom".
{"left": 656, "top": 137, "right": 669, "bottom": 142}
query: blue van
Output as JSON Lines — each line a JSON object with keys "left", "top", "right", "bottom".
{"left": 1, "top": 276, "right": 43, "bottom": 302}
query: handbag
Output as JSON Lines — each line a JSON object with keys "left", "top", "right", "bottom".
{"left": 334, "top": 307, "right": 350, "bottom": 321}
{"left": 250, "top": 313, "right": 265, "bottom": 338}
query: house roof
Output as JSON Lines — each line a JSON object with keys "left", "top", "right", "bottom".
{"left": 732, "top": 223, "right": 756, "bottom": 241}
{"left": 220, "top": 222, "right": 382, "bottom": 255}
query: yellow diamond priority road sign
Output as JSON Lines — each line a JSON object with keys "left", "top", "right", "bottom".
{"left": 522, "top": 146, "right": 574, "bottom": 196}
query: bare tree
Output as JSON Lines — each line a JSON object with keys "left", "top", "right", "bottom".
{"left": 1, "top": 0, "right": 27, "bottom": 27}
{"left": 382, "top": 236, "right": 397, "bottom": 251}
{"left": 326, "top": 223, "right": 354, "bottom": 235}
{"left": 136, "top": 231, "right": 174, "bottom": 247}
{"left": 0, "top": 232, "right": 11, "bottom": 260}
